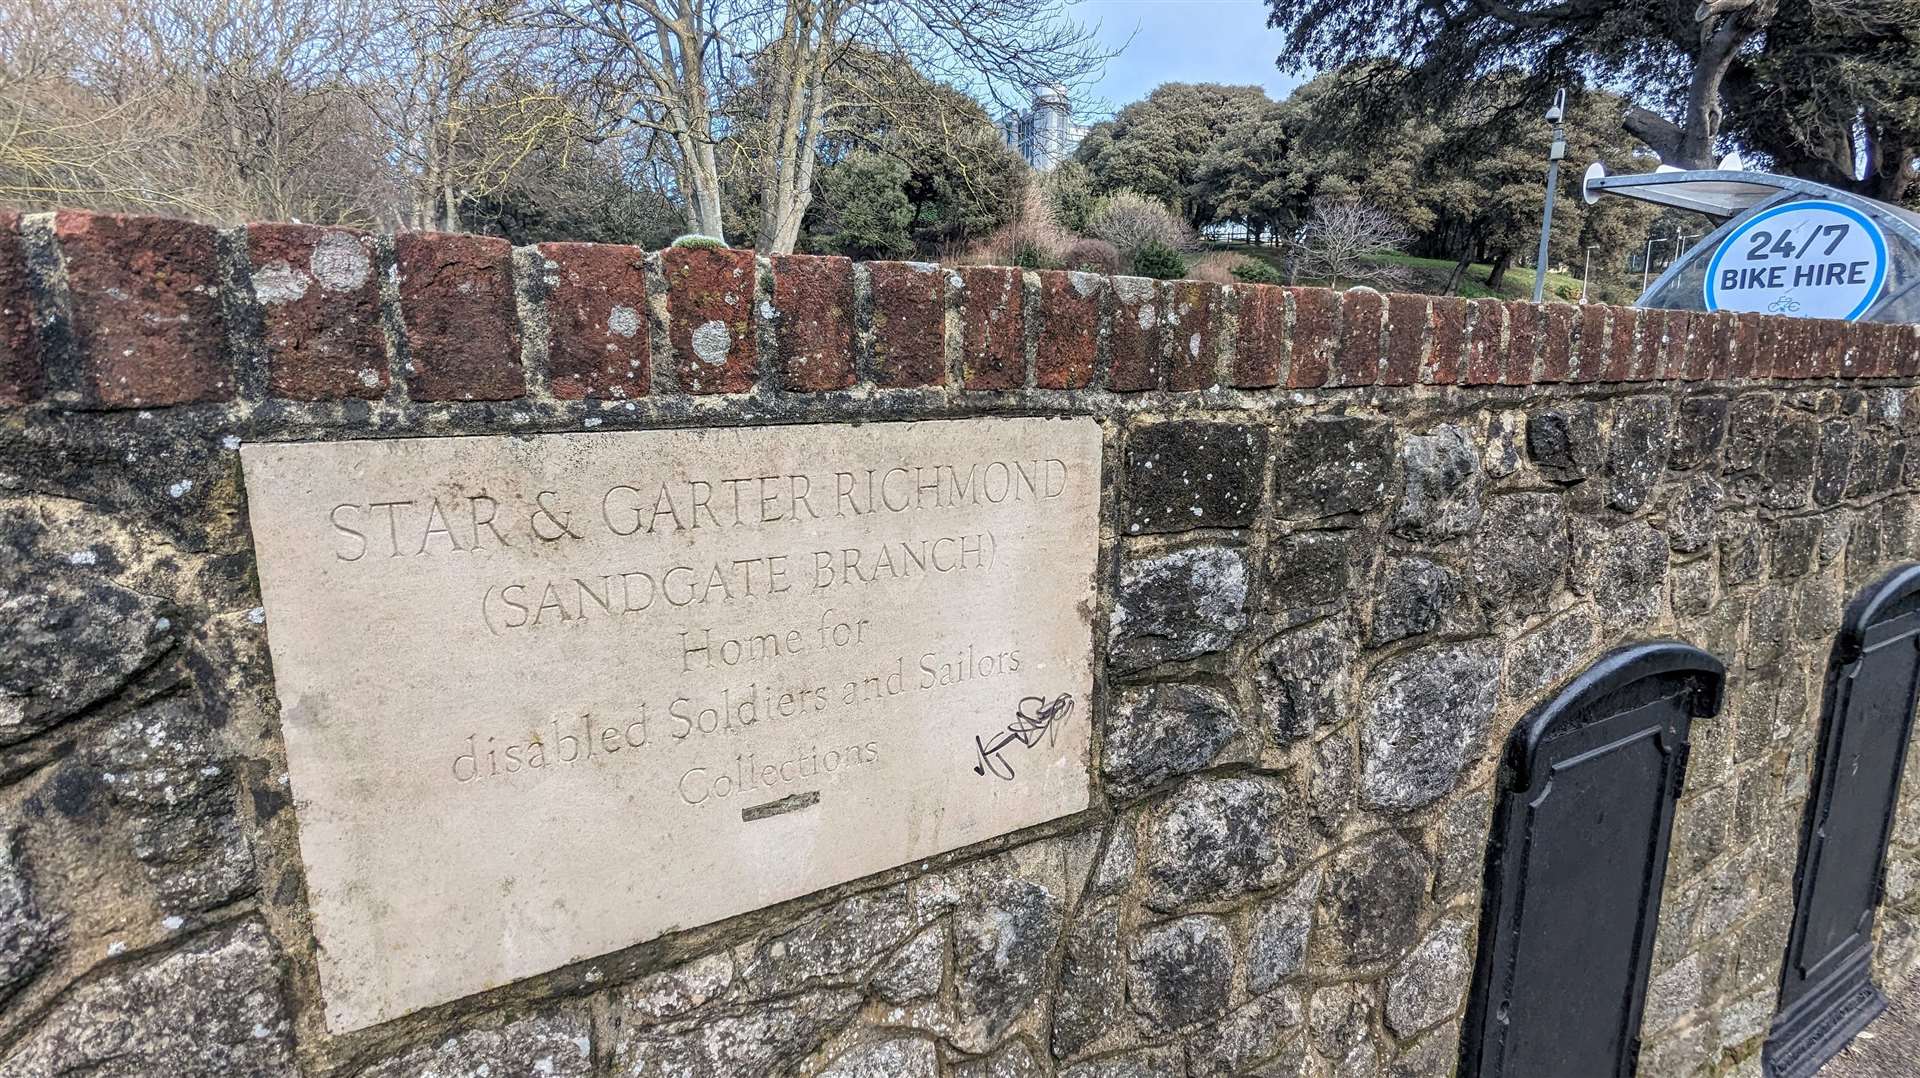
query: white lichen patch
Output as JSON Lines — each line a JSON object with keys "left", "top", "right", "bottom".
{"left": 1137, "top": 305, "right": 1157, "bottom": 331}
{"left": 220, "top": 435, "right": 241, "bottom": 451}
{"left": 1068, "top": 271, "right": 1102, "bottom": 298}
{"left": 67, "top": 548, "right": 98, "bottom": 566}
{"left": 249, "top": 261, "right": 309, "bottom": 306}
{"left": 357, "top": 369, "right": 381, "bottom": 388}
{"left": 310, "top": 232, "right": 372, "bottom": 291}
{"left": 1111, "top": 276, "right": 1156, "bottom": 304}
{"left": 166, "top": 479, "right": 193, "bottom": 499}
{"left": 691, "top": 320, "right": 732, "bottom": 366}
{"left": 607, "top": 305, "right": 641, "bottom": 339}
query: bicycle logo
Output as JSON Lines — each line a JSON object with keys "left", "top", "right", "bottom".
{"left": 1767, "top": 295, "right": 1802, "bottom": 315}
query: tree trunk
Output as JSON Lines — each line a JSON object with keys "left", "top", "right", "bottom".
{"left": 1487, "top": 249, "right": 1512, "bottom": 290}
{"left": 1622, "top": 11, "right": 1763, "bottom": 169}
{"left": 1445, "top": 245, "right": 1473, "bottom": 296}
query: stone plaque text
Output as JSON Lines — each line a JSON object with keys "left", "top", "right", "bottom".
{"left": 240, "top": 417, "right": 1101, "bottom": 1030}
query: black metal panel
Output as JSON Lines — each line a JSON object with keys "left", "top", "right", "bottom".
{"left": 1460, "top": 642, "right": 1727, "bottom": 1078}
{"left": 1764, "top": 564, "right": 1920, "bottom": 1078}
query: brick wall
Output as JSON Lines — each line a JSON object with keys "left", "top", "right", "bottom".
{"left": 3, "top": 210, "right": 1920, "bottom": 1078}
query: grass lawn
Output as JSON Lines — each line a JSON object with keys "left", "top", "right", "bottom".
{"left": 1225, "top": 245, "right": 1636, "bottom": 305}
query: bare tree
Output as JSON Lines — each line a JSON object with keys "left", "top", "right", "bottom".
{"left": 1290, "top": 197, "right": 1414, "bottom": 291}
{"left": 540, "top": 0, "right": 1107, "bottom": 251}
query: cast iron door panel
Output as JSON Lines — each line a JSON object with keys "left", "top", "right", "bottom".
{"left": 1764, "top": 564, "right": 1920, "bottom": 1078}
{"left": 1460, "top": 643, "right": 1726, "bottom": 1078}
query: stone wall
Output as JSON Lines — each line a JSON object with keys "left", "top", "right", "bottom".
{"left": 3, "top": 209, "right": 1920, "bottom": 1077}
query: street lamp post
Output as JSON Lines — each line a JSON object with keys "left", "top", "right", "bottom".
{"left": 1580, "top": 245, "right": 1599, "bottom": 303}
{"left": 1532, "top": 88, "right": 1568, "bottom": 305}
{"left": 1641, "top": 236, "right": 1668, "bottom": 294}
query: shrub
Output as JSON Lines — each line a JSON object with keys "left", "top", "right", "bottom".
{"left": 1045, "top": 162, "right": 1099, "bottom": 234}
{"left": 1010, "top": 238, "right": 1060, "bottom": 270}
{"left": 953, "top": 180, "right": 1073, "bottom": 269}
{"left": 1231, "top": 258, "right": 1285, "bottom": 285}
{"left": 1064, "top": 238, "right": 1120, "bottom": 274}
{"left": 1184, "top": 252, "right": 1242, "bottom": 284}
{"left": 1131, "top": 239, "right": 1187, "bottom": 280}
{"left": 817, "top": 151, "right": 915, "bottom": 260}
{"left": 670, "top": 233, "right": 727, "bottom": 250}
{"left": 1088, "top": 191, "right": 1189, "bottom": 257}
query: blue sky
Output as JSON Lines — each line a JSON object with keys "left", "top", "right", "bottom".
{"left": 1074, "top": 0, "right": 1308, "bottom": 117}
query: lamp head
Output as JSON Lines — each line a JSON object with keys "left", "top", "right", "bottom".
{"left": 1544, "top": 88, "right": 1566, "bottom": 124}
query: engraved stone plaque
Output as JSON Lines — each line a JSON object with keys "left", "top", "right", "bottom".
{"left": 241, "top": 417, "right": 1101, "bottom": 1030}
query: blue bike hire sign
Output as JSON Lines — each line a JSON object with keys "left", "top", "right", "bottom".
{"left": 1704, "top": 201, "right": 1888, "bottom": 321}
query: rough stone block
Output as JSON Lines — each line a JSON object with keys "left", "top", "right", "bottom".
{"left": 1670, "top": 395, "right": 1730, "bottom": 471}
{"left": 1144, "top": 776, "right": 1299, "bottom": 910}
{"left": 1129, "top": 916, "right": 1233, "bottom": 1035}
{"left": 1231, "top": 283, "right": 1285, "bottom": 388}
{"left": 0, "top": 823, "right": 52, "bottom": 1002}
{"left": 1573, "top": 521, "right": 1672, "bottom": 629}
{"left": 0, "top": 210, "right": 41, "bottom": 403}
{"left": 865, "top": 261, "right": 945, "bottom": 387}
{"left": 1053, "top": 905, "right": 1124, "bottom": 1058}
{"left": 1264, "top": 530, "right": 1356, "bottom": 627}
{"left": 1273, "top": 415, "right": 1395, "bottom": 521}
{"left": 359, "top": 1008, "right": 594, "bottom": 1078}
{"left": 1369, "top": 557, "right": 1464, "bottom": 646}
{"left": 536, "top": 241, "right": 650, "bottom": 399}
{"left": 56, "top": 211, "right": 232, "bottom": 406}
{"left": 1505, "top": 608, "right": 1598, "bottom": 702}
{"left": 1110, "top": 545, "right": 1248, "bottom": 672}
{"left": 1471, "top": 493, "right": 1571, "bottom": 616}
{"left": 393, "top": 230, "right": 523, "bottom": 400}
{"left": 1185, "top": 986, "right": 1304, "bottom": 1076}
{"left": 1107, "top": 276, "right": 1162, "bottom": 391}
{"left": 1124, "top": 420, "right": 1267, "bottom": 533}
{"left": 1330, "top": 288, "right": 1383, "bottom": 387}
{"left": 662, "top": 246, "right": 756, "bottom": 394}
{"left": 1287, "top": 286, "right": 1337, "bottom": 387}
{"left": 1392, "top": 424, "right": 1483, "bottom": 541}
{"left": 1607, "top": 395, "right": 1675, "bottom": 511}
{"left": 0, "top": 920, "right": 293, "bottom": 1076}
{"left": 770, "top": 253, "right": 852, "bottom": 392}
{"left": 1248, "top": 869, "right": 1320, "bottom": 992}
{"left": 1528, "top": 401, "right": 1604, "bottom": 482}
{"left": 1664, "top": 475, "right": 1725, "bottom": 554}
{"left": 1359, "top": 641, "right": 1500, "bottom": 812}
{"left": 1257, "top": 618, "right": 1355, "bottom": 743}
{"left": 1166, "top": 280, "right": 1219, "bottom": 391}
{"left": 1312, "top": 832, "right": 1431, "bottom": 968}
{"left": 1104, "top": 684, "right": 1245, "bottom": 800}
{"left": 1384, "top": 914, "right": 1472, "bottom": 1037}
{"left": 1036, "top": 271, "right": 1102, "bottom": 389}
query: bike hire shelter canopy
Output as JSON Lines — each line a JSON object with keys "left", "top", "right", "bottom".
{"left": 1583, "top": 164, "right": 1920, "bottom": 324}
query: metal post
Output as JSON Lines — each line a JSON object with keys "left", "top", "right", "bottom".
{"left": 1533, "top": 88, "right": 1568, "bottom": 305}
{"left": 1641, "top": 236, "right": 1665, "bottom": 294}
{"left": 1581, "top": 245, "right": 1597, "bottom": 302}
